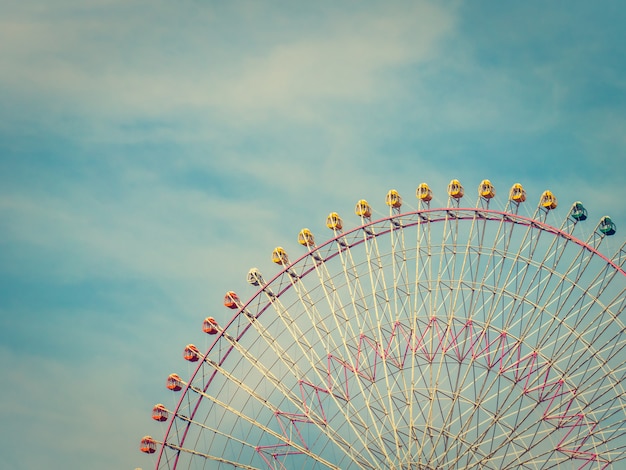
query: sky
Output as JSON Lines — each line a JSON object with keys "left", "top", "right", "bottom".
{"left": 0, "top": 1, "right": 625, "bottom": 469}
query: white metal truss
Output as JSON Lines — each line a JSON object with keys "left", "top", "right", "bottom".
{"left": 143, "top": 186, "right": 625, "bottom": 470}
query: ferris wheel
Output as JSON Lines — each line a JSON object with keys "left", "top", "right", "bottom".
{"left": 140, "top": 179, "right": 626, "bottom": 469}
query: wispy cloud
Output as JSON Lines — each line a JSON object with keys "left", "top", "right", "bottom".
{"left": 0, "top": 2, "right": 454, "bottom": 120}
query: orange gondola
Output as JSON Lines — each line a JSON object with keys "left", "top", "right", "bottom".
{"left": 224, "top": 291, "right": 240, "bottom": 309}
{"left": 183, "top": 344, "right": 201, "bottom": 362}
{"left": 166, "top": 373, "right": 183, "bottom": 391}
{"left": 151, "top": 404, "right": 168, "bottom": 422}
{"left": 140, "top": 436, "right": 157, "bottom": 454}
{"left": 202, "top": 317, "right": 219, "bottom": 335}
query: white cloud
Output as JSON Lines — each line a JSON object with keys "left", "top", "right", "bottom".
{"left": 206, "top": 3, "right": 453, "bottom": 117}
{"left": 0, "top": 1, "right": 455, "bottom": 121}
{"left": 0, "top": 176, "right": 268, "bottom": 285}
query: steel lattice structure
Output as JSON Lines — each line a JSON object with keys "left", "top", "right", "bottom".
{"left": 141, "top": 180, "right": 626, "bottom": 469}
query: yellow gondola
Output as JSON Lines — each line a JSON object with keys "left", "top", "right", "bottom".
{"left": 478, "top": 180, "right": 496, "bottom": 199}
{"left": 326, "top": 212, "right": 343, "bottom": 230}
{"left": 539, "top": 190, "right": 558, "bottom": 210}
{"left": 447, "top": 179, "right": 464, "bottom": 199}
{"left": 272, "top": 246, "right": 289, "bottom": 265}
{"left": 509, "top": 183, "right": 526, "bottom": 203}
{"left": 355, "top": 199, "right": 372, "bottom": 218}
{"left": 298, "top": 228, "right": 315, "bottom": 246}
{"left": 385, "top": 189, "right": 402, "bottom": 208}
{"left": 416, "top": 183, "right": 433, "bottom": 202}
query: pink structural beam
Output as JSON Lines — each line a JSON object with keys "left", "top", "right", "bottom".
{"left": 282, "top": 315, "right": 610, "bottom": 469}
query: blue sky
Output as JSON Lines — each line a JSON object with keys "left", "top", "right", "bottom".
{"left": 1, "top": 1, "right": 624, "bottom": 469}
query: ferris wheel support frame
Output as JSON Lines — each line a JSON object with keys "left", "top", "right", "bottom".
{"left": 151, "top": 203, "right": 624, "bottom": 470}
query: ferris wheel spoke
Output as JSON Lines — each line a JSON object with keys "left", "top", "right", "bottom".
{"left": 386, "top": 220, "right": 417, "bottom": 451}
{"left": 260, "top": 271, "right": 384, "bottom": 469}
{"left": 214, "top": 315, "right": 317, "bottom": 412}
{"left": 326, "top": 220, "right": 401, "bottom": 467}
{"left": 427, "top": 371, "right": 483, "bottom": 466}
{"left": 200, "top": 294, "right": 368, "bottom": 468}
{"left": 555, "top": 320, "right": 625, "bottom": 404}
{"left": 168, "top": 403, "right": 261, "bottom": 457}
{"left": 480, "top": 381, "right": 572, "bottom": 467}
{"left": 413, "top": 212, "right": 480, "bottom": 464}
{"left": 471, "top": 372, "right": 533, "bottom": 452}
{"left": 358, "top": 204, "right": 413, "bottom": 464}
{"left": 438, "top": 211, "right": 511, "bottom": 452}
{"left": 424, "top": 209, "right": 483, "bottom": 463}
{"left": 158, "top": 408, "right": 265, "bottom": 470}
{"left": 296, "top": 226, "right": 397, "bottom": 467}
{"left": 161, "top": 438, "right": 262, "bottom": 470}
{"left": 486, "top": 223, "right": 581, "bottom": 366}
{"left": 522, "top": 230, "right": 589, "bottom": 315}
{"left": 310, "top": 249, "right": 394, "bottom": 466}
{"left": 545, "top": 283, "right": 624, "bottom": 390}
{"left": 178, "top": 374, "right": 340, "bottom": 469}
{"left": 476, "top": 220, "right": 547, "bottom": 350}
{"left": 414, "top": 206, "right": 464, "bottom": 459}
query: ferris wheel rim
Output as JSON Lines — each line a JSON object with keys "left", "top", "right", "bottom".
{"left": 227, "top": 206, "right": 624, "bottom": 332}
{"left": 154, "top": 204, "right": 625, "bottom": 469}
